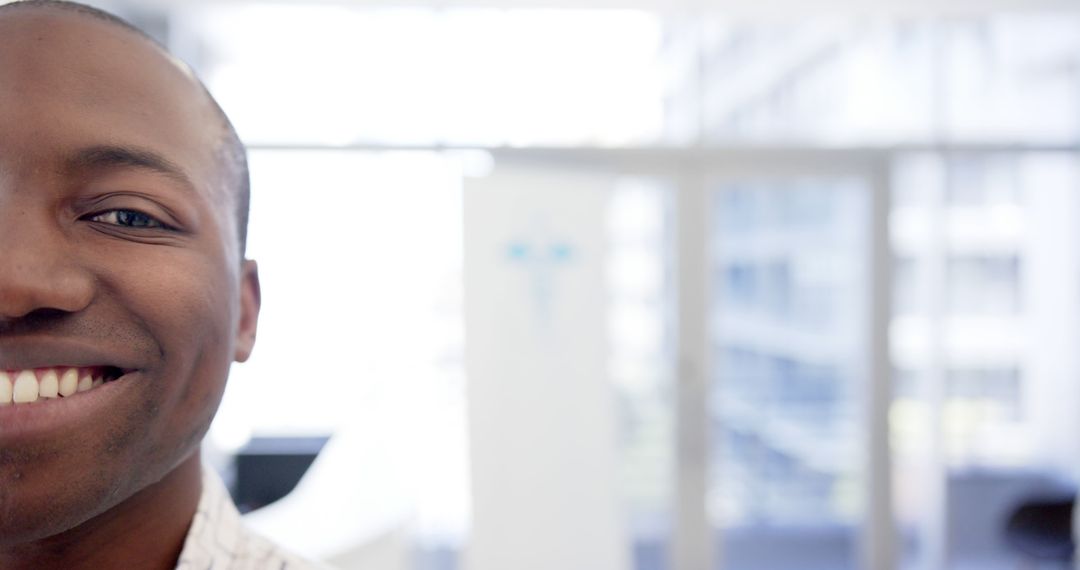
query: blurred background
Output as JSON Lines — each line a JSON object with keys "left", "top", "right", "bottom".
{"left": 30, "top": 0, "right": 1080, "bottom": 568}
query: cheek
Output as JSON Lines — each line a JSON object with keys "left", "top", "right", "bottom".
{"left": 107, "top": 238, "right": 238, "bottom": 344}
{"left": 95, "top": 246, "right": 239, "bottom": 464}
{"left": 124, "top": 250, "right": 236, "bottom": 405}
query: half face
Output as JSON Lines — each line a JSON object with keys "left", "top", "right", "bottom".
{"left": 0, "top": 10, "right": 258, "bottom": 544}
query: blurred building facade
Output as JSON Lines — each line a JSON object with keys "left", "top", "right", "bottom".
{"left": 660, "top": 14, "right": 1080, "bottom": 569}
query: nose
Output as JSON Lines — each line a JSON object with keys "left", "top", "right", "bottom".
{"left": 0, "top": 208, "right": 94, "bottom": 320}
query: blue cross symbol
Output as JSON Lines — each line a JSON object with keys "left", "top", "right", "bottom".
{"left": 505, "top": 238, "right": 575, "bottom": 321}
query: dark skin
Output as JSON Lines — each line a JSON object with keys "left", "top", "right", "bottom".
{"left": 0, "top": 8, "right": 260, "bottom": 570}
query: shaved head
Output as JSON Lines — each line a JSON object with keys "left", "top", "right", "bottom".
{"left": 0, "top": 0, "right": 251, "bottom": 255}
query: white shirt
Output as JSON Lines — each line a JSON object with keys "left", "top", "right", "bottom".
{"left": 175, "top": 469, "right": 328, "bottom": 570}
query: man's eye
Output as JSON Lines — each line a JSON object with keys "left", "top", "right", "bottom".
{"left": 88, "top": 209, "right": 167, "bottom": 229}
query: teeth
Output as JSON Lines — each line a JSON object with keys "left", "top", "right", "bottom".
{"left": 77, "top": 373, "right": 93, "bottom": 393}
{"left": 0, "top": 367, "right": 120, "bottom": 406}
{"left": 59, "top": 369, "right": 79, "bottom": 397}
{"left": 0, "top": 372, "right": 11, "bottom": 405}
{"left": 39, "top": 370, "right": 59, "bottom": 399}
{"left": 13, "top": 371, "right": 38, "bottom": 403}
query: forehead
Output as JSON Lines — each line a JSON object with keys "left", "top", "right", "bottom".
{"left": 0, "top": 9, "right": 221, "bottom": 191}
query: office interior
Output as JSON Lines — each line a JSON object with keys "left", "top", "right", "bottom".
{"left": 31, "top": 0, "right": 1080, "bottom": 568}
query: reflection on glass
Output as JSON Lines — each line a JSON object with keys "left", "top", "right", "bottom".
{"left": 710, "top": 177, "right": 867, "bottom": 570}
{"left": 680, "top": 15, "right": 1080, "bottom": 145}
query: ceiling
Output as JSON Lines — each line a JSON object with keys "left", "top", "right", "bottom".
{"left": 28, "top": 0, "right": 1080, "bottom": 17}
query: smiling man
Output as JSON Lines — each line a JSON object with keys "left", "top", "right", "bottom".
{"left": 0, "top": 1, "right": 318, "bottom": 569}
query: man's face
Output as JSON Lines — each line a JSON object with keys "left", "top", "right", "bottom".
{"left": 0, "top": 10, "right": 258, "bottom": 543}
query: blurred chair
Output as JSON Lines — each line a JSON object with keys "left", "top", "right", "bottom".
{"left": 1004, "top": 494, "right": 1074, "bottom": 569}
{"left": 948, "top": 470, "right": 1074, "bottom": 569}
{"left": 233, "top": 436, "right": 329, "bottom": 513}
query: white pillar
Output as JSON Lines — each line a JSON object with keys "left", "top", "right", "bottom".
{"left": 922, "top": 156, "right": 949, "bottom": 570}
{"left": 863, "top": 162, "right": 897, "bottom": 570}
{"left": 671, "top": 171, "right": 714, "bottom": 570}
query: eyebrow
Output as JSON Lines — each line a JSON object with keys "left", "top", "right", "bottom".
{"left": 67, "top": 145, "right": 195, "bottom": 191}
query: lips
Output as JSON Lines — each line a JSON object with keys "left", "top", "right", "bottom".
{"left": 0, "top": 338, "right": 145, "bottom": 416}
{"left": 0, "top": 368, "right": 143, "bottom": 441}
{"left": 0, "top": 366, "right": 127, "bottom": 405}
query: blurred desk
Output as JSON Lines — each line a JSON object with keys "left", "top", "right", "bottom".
{"left": 232, "top": 436, "right": 330, "bottom": 513}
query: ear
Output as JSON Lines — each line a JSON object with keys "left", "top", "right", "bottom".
{"left": 233, "top": 259, "right": 262, "bottom": 363}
